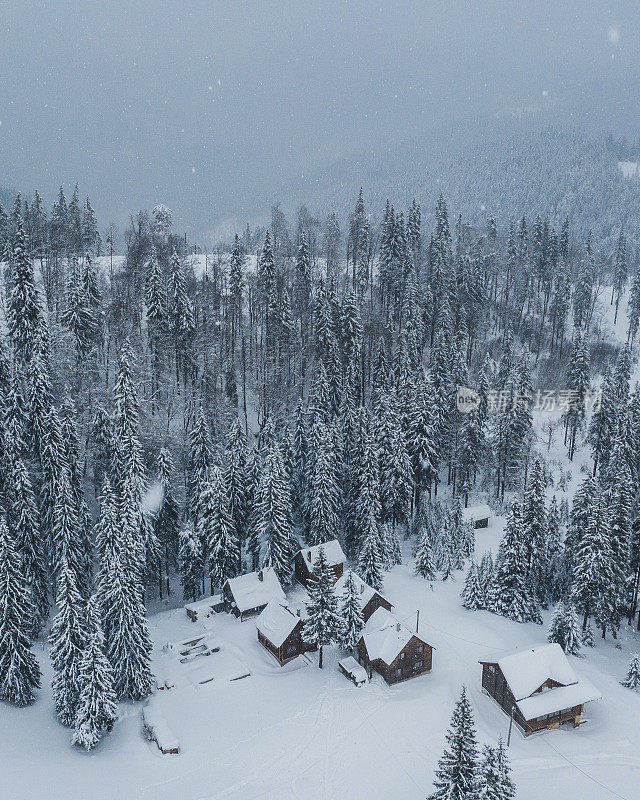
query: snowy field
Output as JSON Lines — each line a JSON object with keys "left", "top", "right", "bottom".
{"left": 4, "top": 516, "right": 640, "bottom": 800}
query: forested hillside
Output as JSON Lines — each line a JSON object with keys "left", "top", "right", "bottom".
{"left": 1, "top": 181, "right": 639, "bottom": 771}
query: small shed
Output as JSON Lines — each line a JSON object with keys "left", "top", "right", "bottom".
{"left": 293, "top": 540, "right": 346, "bottom": 588}
{"left": 184, "top": 594, "right": 224, "bottom": 622}
{"left": 223, "top": 568, "right": 285, "bottom": 620}
{"left": 339, "top": 656, "right": 368, "bottom": 686}
{"left": 256, "top": 601, "right": 310, "bottom": 666}
{"left": 142, "top": 701, "right": 180, "bottom": 755}
{"left": 334, "top": 569, "right": 393, "bottom": 622}
{"left": 356, "top": 607, "right": 433, "bottom": 685}
{"left": 479, "top": 643, "right": 601, "bottom": 736}
{"left": 462, "top": 503, "right": 491, "bottom": 529}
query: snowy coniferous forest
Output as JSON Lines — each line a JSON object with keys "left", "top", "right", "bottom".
{"left": 2, "top": 180, "right": 640, "bottom": 798}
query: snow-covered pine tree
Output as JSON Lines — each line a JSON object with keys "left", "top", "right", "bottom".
{"left": 357, "top": 508, "right": 385, "bottom": 591}
{"left": 491, "top": 498, "right": 537, "bottom": 623}
{"left": 462, "top": 562, "right": 485, "bottom": 610}
{"left": 338, "top": 571, "right": 365, "bottom": 651}
{"left": 428, "top": 686, "right": 479, "bottom": 800}
{"left": 622, "top": 654, "right": 640, "bottom": 691}
{"left": 478, "top": 551, "right": 494, "bottom": 607}
{"left": 188, "top": 406, "right": 213, "bottom": 521}
{"left": 72, "top": 595, "right": 117, "bottom": 750}
{"left": 49, "top": 559, "right": 85, "bottom": 725}
{"left": 478, "top": 738, "right": 516, "bottom": 800}
{"left": 102, "top": 548, "right": 153, "bottom": 701}
{"left": 415, "top": 516, "right": 438, "bottom": 580}
{"left": 303, "top": 547, "right": 342, "bottom": 668}
{"left": 154, "top": 447, "right": 180, "bottom": 596}
{"left": 179, "top": 522, "right": 203, "bottom": 602}
{"left": 252, "top": 438, "right": 295, "bottom": 584}
{"left": 521, "top": 458, "right": 548, "bottom": 599}
{"left": 8, "top": 457, "right": 48, "bottom": 636}
{"left": 571, "top": 484, "right": 619, "bottom": 638}
{"left": 308, "top": 421, "right": 339, "bottom": 546}
{"left": 7, "top": 212, "right": 42, "bottom": 366}
{"left": 224, "top": 419, "right": 249, "bottom": 570}
{"left": 0, "top": 516, "right": 41, "bottom": 706}
{"left": 199, "top": 464, "right": 239, "bottom": 592}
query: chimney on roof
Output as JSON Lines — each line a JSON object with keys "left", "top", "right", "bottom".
{"left": 360, "top": 583, "right": 364, "bottom": 594}
{"left": 296, "top": 608, "right": 301, "bottom": 617}
{"left": 258, "top": 570, "right": 264, "bottom": 581}
{"left": 396, "top": 623, "right": 401, "bottom": 632}
{"left": 307, "top": 550, "right": 312, "bottom": 562}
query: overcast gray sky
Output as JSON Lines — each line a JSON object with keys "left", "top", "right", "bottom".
{"left": 1, "top": 1, "right": 638, "bottom": 240}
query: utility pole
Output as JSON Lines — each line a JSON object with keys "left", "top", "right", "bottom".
{"left": 416, "top": 609, "right": 420, "bottom": 634}
{"left": 507, "top": 705, "right": 515, "bottom": 746}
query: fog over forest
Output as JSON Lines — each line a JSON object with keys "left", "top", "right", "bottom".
{"left": 1, "top": 1, "right": 639, "bottom": 240}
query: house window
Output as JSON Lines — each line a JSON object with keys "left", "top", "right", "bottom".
{"left": 286, "top": 645, "right": 296, "bottom": 655}
{"left": 414, "top": 661, "right": 423, "bottom": 669}
{"left": 487, "top": 665, "right": 495, "bottom": 675}
{"left": 395, "top": 668, "right": 402, "bottom": 677}
{"left": 399, "top": 653, "right": 405, "bottom": 661}
{"left": 417, "top": 646, "right": 423, "bottom": 654}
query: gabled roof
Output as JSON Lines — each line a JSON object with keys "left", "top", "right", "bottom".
{"left": 295, "top": 540, "right": 346, "bottom": 569}
{"left": 360, "top": 607, "right": 428, "bottom": 665}
{"left": 334, "top": 569, "right": 392, "bottom": 611}
{"left": 256, "top": 601, "right": 302, "bottom": 648}
{"left": 462, "top": 504, "right": 491, "bottom": 523}
{"left": 224, "top": 568, "right": 285, "bottom": 613}
{"left": 480, "top": 643, "right": 602, "bottom": 721}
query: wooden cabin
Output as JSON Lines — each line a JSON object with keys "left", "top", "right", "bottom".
{"left": 293, "top": 540, "right": 346, "bottom": 588}
{"left": 223, "top": 568, "right": 285, "bottom": 621}
{"left": 462, "top": 503, "right": 491, "bottom": 529}
{"left": 256, "top": 601, "right": 311, "bottom": 666}
{"left": 334, "top": 569, "right": 393, "bottom": 622}
{"left": 356, "top": 607, "right": 433, "bottom": 685}
{"left": 479, "top": 643, "right": 601, "bottom": 736}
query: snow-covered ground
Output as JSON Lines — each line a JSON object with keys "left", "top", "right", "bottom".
{"left": 5, "top": 516, "right": 640, "bottom": 800}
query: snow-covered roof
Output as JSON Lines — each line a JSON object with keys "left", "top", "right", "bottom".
{"left": 142, "top": 701, "right": 180, "bottom": 752}
{"left": 295, "top": 540, "right": 346, "bottom": 569}
{"left": 360, "top": 607, "right": 424, "bottom": 665}
{"left": 184, "top": 594, "right": 223, "bottom": 614}
{"left": 482, "top": 643, "right": 602, "bottom": 720}
{"left": 334, "top": 570, "right": 392, "bottom": 611}
{"left": 495, "top": 644, "right": 576, "bottom": 699}
{"left": 256, "top": 601, "right": 302, "bottom": 648}
{"left": 462, "top": 504, "right": 491, "bottom": 523}
{"left": 224, "top": 568, "right": 285, "bottom": 613}
{"left": 339, "top": 656, "right": 368, "bottom": 683}
{"left": 517, "top": 679, "right": 602, "bottom": 720}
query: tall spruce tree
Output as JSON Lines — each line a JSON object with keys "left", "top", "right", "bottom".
{"left": 72, "top": 595, "right": 118, "bottom": 750}
{"left": 303, "top": 547, "right": 342, "bottom": 668}
{"left": 0, "top": 517, "right": 41, "bottom": 706}
{"left": 428, "top": 686, "right": 479, "bottom": 800}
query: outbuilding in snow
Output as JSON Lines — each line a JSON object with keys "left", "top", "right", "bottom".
{"left": 356, "top": 607, "right": 433, "bottom": 684}
{"left": 479, "top": 643, "right": 601, "bottom": 736}
{"left": 223, "top": 568, "right": 285, "bottom": 621}
{"left": 462, "top": 503, "right": 491, "bottom": 529}
{"left": 293, "top": 540, "right": 346, "bottom": 588}
{"left": 339, "top": 656, "right": 368, "bottom": 686}
{"left": 334, "top": 569, "right": 393, "bottom": 622}
{"left": 256, "top": 601, "right": 311, "bottom": 665}
{"left": 184, "top": 594, "right": 225, "bottom": 622}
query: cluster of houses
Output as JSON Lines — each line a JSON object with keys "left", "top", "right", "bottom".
{"left": 184, "top": 534, "right": 601, "bottom": 738}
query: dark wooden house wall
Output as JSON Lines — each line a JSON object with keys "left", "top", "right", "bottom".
{"left": 481, "top": 663, "right": 584, "bottom": 735}
{"left": 258, "top": 621, "right": 311, "bottom": 665}
{"left": 361, "top": 593, "right": 393, "bottom": 622}
{"left": 357, "top": 635, "right": 432, "bottom": 684}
